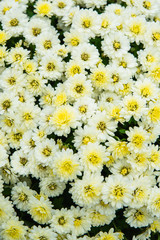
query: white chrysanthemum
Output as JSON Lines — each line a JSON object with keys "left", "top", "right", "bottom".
{"left": 126, "top": 126, "right": 149, "bottom": 153}
{"left": 0, "top": 217, "right": 28, "bottom": 240}
{"left": 2, "top": 8, "right": 28, "bottom": 37}
{"left": 69, "top": 173, "right": 103, "bottom": 207}
{"left": 51, "top": 105, "right": 80, "bottom": 136}
{"left": 121, "top": 94, "right": 147, "bottom": 121}
{"left": 138, "top": 47, "right": 160, "bottom": 71}
{"left": 70, "top": 206, "right": 91, "bottom": 236}
{"left": 10, "top": 149, "right": 31, "bottom": 176}
{"left": 124, "top": 207, "right": 153, "bottom": 228}
{"left": 0, "top": 67, "right": 25, "bottom": 92}
{"left": 65, "top": 59, "right": 85, "bottom": 78}
{"left": 73, "top": 126, "right": 99, "bottom": 149}
{"left": 88, "top": 110, "right": 117, "bottom": 141}
{"left": 73, "top": 97, "right": 97, "bottom": 123}
{"left": 64, "top": 29, "right": 89, "bottom": 50}
{"left": 24, "top": 16, "right": 51, "bottom": 44}
{"left": 90, "top": 64, "right": 110, "bottom": 90}
{"left": 6, "top": 47, "right": 29, "bottom": 66}
{"left": 52, "top": 0, "right": 74, "bottom": 17}
{"left": 38, "top": 53, "right": 64, "bottom": 81}
{"left": 145, "top": 102, "right": 160, "bottom": 124}
{"left": 65, "top": 74, "right": 92, "bottom": 101}
{"left": 28, "top": 226, "right": 57, "bottom": 240}
{"left": 34, "top": 0, "right": 53, "bottom": 17}
{"left": 11, "top": 182, "right": 35, "bottom": 211}
{"left": 125, "top": 16, "right": 146, "bottom": 43}
{"left": 79, "top": 142, "right": 108, "bottom": 173}
{"left": 29, "top": 196, "right": 53, "bottom": 224}
{"left": 107, "top": 138, "right": 129, "bottom": 160}
{"left": 96, "top": 228, "right": 121, "bottom": 240}
{"left": 130, "top": 175, "right": 155, "bottom": 208}
{"left": 50, "top": 208, "right": 73, "bottom": 234}
{"left": 72, "top": 9, "right": 100, "bottom": 37}
{"left": 0, "top": 195, "right": 15, "bottom": 224}
{"left": 145, "top": 22, "right": 160, "bottom": 47}
{"left": 102, "top": 175, "right": 133, "bottom": 209}
{"left": 113, "top": 52, "right": 138, "bottom": 77}
{"left": 98, "top": 12, "right": 116, "bottom": 37}
{"left": 0, "top": 145, "right": 8, "bottom": 168}
{"left": 88, "top": 208, "right": 115, "bottom": 227}
{"left": 71, "top": 43, "right": 99, "bottom": 69}
{"left": 34, "top": 138, "right": 59, "bottom": 166}
{"left": 127, "top": 149, "right": 149, "bottom": 173}
{"left": 133, "top": 77, "right": 159, "bottom": 101}
{"left": 53, "top": 149, "right": 82, "bottom": 182}
{"left": 102, "top": 32, "right": 130, "bottom": 58}
{"left": 26, "top": 72, "right": 47, "bottom": 96}
{"left": 147, "top": 144, "right": 160, "bottom": 170}
{"left": 39, "top": 176, "right": 66, "bottom": 197}
{"left": 36, "top": 30, "right": 60, "bottom": 55}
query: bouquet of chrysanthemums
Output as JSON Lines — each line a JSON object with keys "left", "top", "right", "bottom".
{"left": 0, "top": 0, "right": 160, "bottom": 239}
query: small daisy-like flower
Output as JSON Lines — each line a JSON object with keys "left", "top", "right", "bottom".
{"left": 53, "top": 149, "right": 82, "bottom": 182}
{"left": 126, "top": 126, "right": 149, "bottom": 153}
{"left": 70, "top": 173, "right": 103, "bottom": 207}
{"left": 29, "top": 196, "right": 53, "bottom": 224}
{"left": 79, "top": 142, "right": 108, "bottom": 173}
{"left": 51, "top": 105, "right": 80, "bottom": 136}
{"left": 102, "top": 175, "right": 133, "bottom": 209}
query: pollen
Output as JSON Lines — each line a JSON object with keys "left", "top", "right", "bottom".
{"left": 113, "top": 185, "right": 124, "bottom": 199}
{"left": 79, "top": 105, "right": 87, "bottom": 113}
{"left": 70, "top": 37, "right": 80, "bottom": 46}
{"left": 101, "top": 19, "right": 109, "bottom": 28}
{"left": 87, "top": 152, "right": 101, "bottom": 165}
{"left": 130, "top": 24, "right": 141, "bottom": 34}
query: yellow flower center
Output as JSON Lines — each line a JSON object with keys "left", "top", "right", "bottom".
{"left": 82, "top": 136, "right": 91, "bottom": 145}
{"left": 87, "top": 152, "right": 101, "bottom": 165}
{"left": 32, "top": 27, "right": 41, "bottom": 36}
{"left": 146, "top": 54, "right": 155, "bottom": 62}
{"left": 81, "top": 53, "right": 89, "bottom": 61}
{"left": 23, "top": 113, "right": 33, "bottom": 121}
{"left": 134, "top": 210, "right": 144, "bottom": 222}
{"left": 82, "top": 19, "right": 91, "bottom": 28}
{"left": 140, "top": 86, "right": 151, "bottom": 97}
{"left": 37, "top": 3, "right": 51, "bottom": 15}
{"left": 130, "top": 24, "right": 141, "bottom": 34}
{"left": 84, "top": 185, "right": 96, "bottom": 198}
{"left": 14, "top": 54, "right": 22, "bottom": 61}
{"left": 48, "top": 183, "right": 57, "bottom": 190}
{"left": 6, "top": 226, "right": 21, "bottom": 238}
{"left": 74, "top": 84, "right": 84, "bottom": 94}
{"left": 152, "top": 32, "right": 160, "bottom": 41}
{"left": 0, "top": 31, "right": 7, "bottom": 44}
{"left": 117, "top": 24, "right": 123, "bottom": 30}
{"left": 42, "top": 147, "right": 52, "bottom": 157}
{"left": 143, "top": 1, "right": 151, "bottom": 9}
{"left": 79, "top": 105, "right": 87, "bottom": 113}
{"left": 7, "top": 77, "right": 16, "bottom": 85}
{"left": 151, "top": 66, "right": 160, "bottom": 81}
{"left": 101, "top": 19, "right": 109, "bottom": 28}
{"left": 97, "top": 121, "right": 106, "bottom": 131}
{"left": 47, "top": 62, "right": 55, "bottom": 71}
{"left": 74, "top": 217, "right": 82, "bottom": 227}
{"left": 2, "top": 7, "right": 11, "bottom": 14}
{"left": 113, "top": 41, "right": 121, "bottom": 50}
{"left": 58, "top": 216, "right": 66, "bottom": 225}
{"left": 2, "top": 100, "right": 11, "bottom": 110}
{"left": 127, "top": 100, "right": 139, "bottom": 111}
{"left": 18, "top": 192, "right": 28, "bottom": 202}
{"left": 70, "top": 37, "right": 80, "bottom": 46}
{"left": 58, "top": 2, "right": 66, "bottom": 8}
{"left": 120, "top": 167, "right": 131, "bottom": 176}
{"left": 5, "top": 118, "right": 14, "bottom": 127}
{"left": 113, "top": 185, "right": 124, "bottom": 199}
{"left": 12, "top": 132, "right": 22, "bottom": 141}
{"left": 131, "top": 134, "right": 145, "bottom": 148}
{"left": 119, "top": 61, "right": 127, "bottom": 68}
{"left": 43, "top": 40, "right": 52, "bottom": 49}
{"left": 10, "top": 18, "right": 19, "bottom": 26}
{"left": 20, "top": 157, "right": 28, "bottom": 166}
{"left": 112, "top": 74, "right": 119, "bottom": 83}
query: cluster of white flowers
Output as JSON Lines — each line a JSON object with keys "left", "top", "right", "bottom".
{"left": 0, "top": 0, "right": 160, "bottom": 239}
